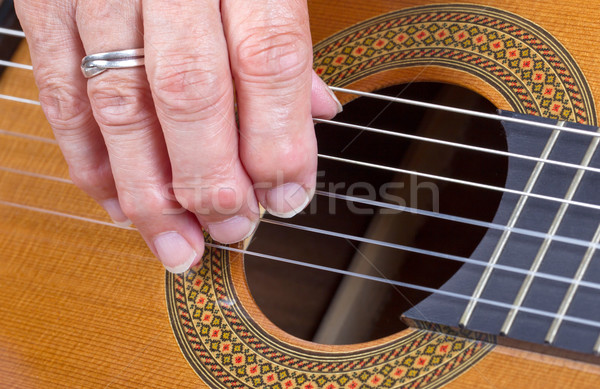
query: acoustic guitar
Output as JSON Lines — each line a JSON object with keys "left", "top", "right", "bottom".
{"left": 2, "top": 0, "right": 600, "bottom": 387}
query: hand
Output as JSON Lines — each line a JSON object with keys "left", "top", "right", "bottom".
{"left": 15, "top": 0, "right": 341, "bottom": 273}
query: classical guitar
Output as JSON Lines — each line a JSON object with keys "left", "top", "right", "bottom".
{"left": 2, "top": 0, "right": 600, "bottom": 387}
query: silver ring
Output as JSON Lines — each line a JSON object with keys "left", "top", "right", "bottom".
{"left": 81, "top": 48, "right": 145, "bottom": 78}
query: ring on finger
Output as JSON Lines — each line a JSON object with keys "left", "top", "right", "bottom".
{"left": 81, "top": 48, "right": 145, "bottom": 78}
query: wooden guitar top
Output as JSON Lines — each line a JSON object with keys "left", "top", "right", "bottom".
{"left": 2, "top": 1, "right": 600, "bottom": 387}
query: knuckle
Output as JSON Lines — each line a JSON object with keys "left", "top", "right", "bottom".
{"left": 118, "top": 189, "right": 166, "bottom": 223}
{"left": 174, "top": 185, "right": 244, "bottom": 218}
{"left": 172, "top": 186, "right": 209, "bottom": 215}
{"left": 235, "top": 27, "right": 311, "bottom": 81}
{"left": 173, "top": 167, "right": 245, "bottom": 217}
{"left": 68, "top": 162, "right": 112, "bottom": 196}
{"left": 246, "top": 138, "right": 315, "bottom": 180}
{"left": 87, "top": 79, "right": 151, "bottom": 129}
{"left": 150, "top": 57, "right": 230, "bottom": 119}
{"left": 37, "top": 73, "right": 89, "bottom": 131}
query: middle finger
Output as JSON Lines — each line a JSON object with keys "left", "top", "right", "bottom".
{"left": 78, "top": 0, "right": 206, "bottom": 273}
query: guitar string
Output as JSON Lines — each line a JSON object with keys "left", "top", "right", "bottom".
{"left": 1, "top": 128, "right": 598, "bottom": 251}
{"left": 3, "top": 68, "right": 600, "bottom": 167}
{"left": 0, "top": 26, "right": 599, "bottom": 138}
{"left": 206, "top": 243, "right": 600, "bottom": 331}
{"left": 3, "top": 163, "right": 600, "bottom": 292}
{"left": 547, "top": 224, "right": 600, "bottom": 346}
{"left": 4, "top": 28, "right": 600, "bottom": 337}
{"left": 3, "top": 124, "right": 600, "bottom": 258}
{"left": 460, "top": 122, "right": 564, "bottom": 328}
{"left": 261, "top": 218, "right": 600, "bottom": 291}
{"left": 331, "top": 86, "right": 600, "bottom": 139}
{"left": 0, "top": 26, "right": 598, "bottom": 328}
{"left": 0, "top": 59, "right": 33, "bottom": 70}
{"left": 326, "top": 41, "right": 600, "bottom": 345}
{"left": 3, "top": 56, "right": 600, "bottom": 174}
{"left": 0, "top": 128, "right": 58, "bottom": 144}
{"left": 3, "top": 89, "right": 600, "bottom": 187}
{"left": 501, "top": 130, "right": 600, "bottom": 336}
{"left": 317, "top": 191, "right": 598, "bottom": 250}
{"left": 2, "top": 57, "right": 600, "bottom": 170}
{"left": 315, "top": 118, "right": 600, "bottom": 176}
{"left": 4, "top": 79, "right": 600, "bottom": 177}
{"left": 0, "top": 92, "right": 40, "bottom": 105}
{"left": 0, "top": 22, "right": 440, "bottom": 375}
{"left": 2, "top": 67, "right": 600, "bottom": 249}
{"left": 0, "top": 27, "right": 25, "bottom": 38}
{"left": 4, "top": 92, "right": 600, "bottom": 212}
{"left": 3, "top": 197, "right": 600, "bottom": 332}
{"left": 320, "top": 154, "right": 600, "bottom": 211}
{"left": 3, "top": 64, "right": 600, "bottom": 213}
{"left": 3, "top": 56, "right": 600, "bottom": 273}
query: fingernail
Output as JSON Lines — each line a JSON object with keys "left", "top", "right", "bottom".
{"left": 153, "top": 232, "right": 198, "bottom": 274}
{"left": 207, "top": 216, "right": 257, "bottom": 244}
{"left": 101, "top": 198, "right": 132, "bottom": 227}
{"left": 325, "top": 85, "right": 343, "bottom": 114}
{"left": 311, "top": 72, "right": 343, "bottom": 118}
{"left": 265, "top": 183, "right": 311, "bottom": 218}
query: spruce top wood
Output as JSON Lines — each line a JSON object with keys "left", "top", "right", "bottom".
{"left": 2, "top": 1, "right": 600, "bottom": 387}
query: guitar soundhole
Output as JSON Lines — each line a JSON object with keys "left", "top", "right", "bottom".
{"left": 245, "top": 82, "right": 508, "bottom": 345}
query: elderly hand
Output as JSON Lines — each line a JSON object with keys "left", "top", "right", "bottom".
{"left": 15, "top": 0, "right": 341, "bottom": 273}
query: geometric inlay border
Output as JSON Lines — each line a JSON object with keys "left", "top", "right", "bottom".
{"left": 314, "top": 4, "right": 596, "bottom": 125}
{"left": 167, "top": 241, "right": 493, "bottom": 389}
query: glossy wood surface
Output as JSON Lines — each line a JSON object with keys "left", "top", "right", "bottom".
{"left": 2, "top": 1, "right": 600, "bottom": 387}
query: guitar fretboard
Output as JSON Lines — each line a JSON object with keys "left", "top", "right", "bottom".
{"left": 404, "top": 111, "right": 600, "bottom": 361}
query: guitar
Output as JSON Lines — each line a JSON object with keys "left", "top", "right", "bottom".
{"left": 2, "top": 0, "right": 600, "bottom": 387}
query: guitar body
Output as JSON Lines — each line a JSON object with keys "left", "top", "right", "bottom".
{"left": 2, "top": 0, "right": 600, "bottom": 387}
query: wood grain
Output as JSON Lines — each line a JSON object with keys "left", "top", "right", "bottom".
{"left": 2, "top": 0, "right": 600, "bottom": 387}
{"left": 0, "top": 41, "right": 201, "bottom": 389}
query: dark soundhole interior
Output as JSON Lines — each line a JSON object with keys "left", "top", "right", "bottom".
{"left": 245, "top": 82, "right": 507, "bottom": 345}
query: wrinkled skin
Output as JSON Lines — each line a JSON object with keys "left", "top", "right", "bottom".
{"left": 15, "top": 0, "right": 341, "bottom": 273}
